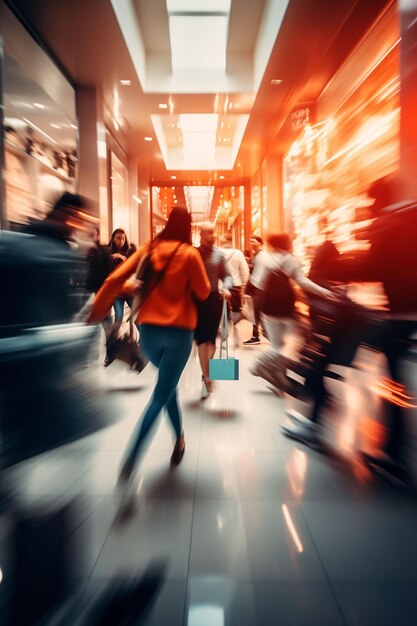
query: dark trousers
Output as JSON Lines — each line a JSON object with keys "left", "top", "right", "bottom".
{"left": 251, "top": 286, "right": 262, "bottom": 339}
{"left": 308, "top": 316, "right": 417, "bottom": 464}
{"left": 382, "top": 320, "right": 417, "bottom": 460}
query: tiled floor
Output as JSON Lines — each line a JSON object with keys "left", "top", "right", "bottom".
{"left": 5, "top": 322, "right": 417, "bottom": 625}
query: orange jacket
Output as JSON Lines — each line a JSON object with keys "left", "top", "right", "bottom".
{"left": 89, "top": 240, "right": 210, "bottom": 330}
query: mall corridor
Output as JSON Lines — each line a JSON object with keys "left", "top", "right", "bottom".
{"left": 2, "top": 0, "right": 417, "bottom": 624}
{"left": 3, "top": 321, "right": 417, "bottom": 626}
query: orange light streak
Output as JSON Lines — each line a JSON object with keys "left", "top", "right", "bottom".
{"left": 370, "top": 377, "right": 416, "bottom": 408}
{"left": 282, "top": 504, "right": 304, "bottom": 553}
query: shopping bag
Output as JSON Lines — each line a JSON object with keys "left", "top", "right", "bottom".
{"left": 209, "top": 357, "right": 239, "bottom": 380}
{"left": 105, "top": 319, "right": 148, "bottom": 372}
{"left": 209, "top": 298, "right": 239, "bottom": 380}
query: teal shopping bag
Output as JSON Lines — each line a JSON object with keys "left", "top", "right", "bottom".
{"left": 209, "top": 356, "right": 239, "bottom": 380}
{"left": 209, "top": 298, "right": 239, "bottom": 381}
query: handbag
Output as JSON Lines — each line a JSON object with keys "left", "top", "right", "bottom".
{"left": 258, "top": 265, "right": 296, "bottom": 317}
{"left": 209, "top": 298, "right": 239, "bottom": 380}
{"left": 131, "top": 241, "right": 183, "bottom": 318}
{"left": 105, "top": 318, "right": 148, "bottom": 372}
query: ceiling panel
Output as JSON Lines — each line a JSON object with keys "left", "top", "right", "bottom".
{"left": 6, "top": 0, "right": 392, "bottom": 184}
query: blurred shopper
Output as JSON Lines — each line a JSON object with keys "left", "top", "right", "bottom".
{"left": 86, "top": 226, "right": 113, "bottom": 362}
{"left": 243, "top": 235, "right": 269, "bottom": 345}
{"left": 359, "top": 177, "right": 417, "bottom": 483}
{"left": 86, "top": 226, "right": 113, "bottom": 295}
{"left": 195, "top": 223, "right": 233, "bottom": 398}
{"left": 250, "top": 233, "right": 335, "bottom": 385}
{"left": 244, "top": 248, "right": 253, "bottom": 271}
{"left": 218, "top": 233, "right": 250, "bottom": 347}
{"left": 282, "top": 177, "right": 417, "bottom": 478}
{"left": 308, "top": 237, "right": 341, "bottom": 287}
{"left": 108, "top": 228, "right": 135, "bottom": 324}
{"left": 2, "top": 192, "right": 95, "bottom": 330}
{"left": 0, "top": 192, "right": 117, "bottom": 465}
{"left": 89, "top": 207, "right": 210, "bottom": 487}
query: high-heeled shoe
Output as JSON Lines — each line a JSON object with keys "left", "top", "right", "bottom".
{"left": 170, "top": 434, "right": 185, "bottom": 465}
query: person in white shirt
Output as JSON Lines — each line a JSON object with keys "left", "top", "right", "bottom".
{"left": 219, "top": 233, "right": 250, "bottom": 347}
{"left": 250, "top": 232, "right": 335, "bottom": 381}
{"left": 243, "top": 235, "right": 270, "bottom": 345}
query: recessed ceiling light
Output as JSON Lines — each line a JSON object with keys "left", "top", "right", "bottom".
{"left": 219, "top": 175, "right": 224, "bottom": 179}
{"left": 50, "top": 123, "right": 61, "bottom": 129}
{"left": 144, "top": 136, "right": 153, "bottom": 142}
{"left": 70, "top": 123, "right": 77, "bottom": 129}
{"left": 132, "top": 194, "right": 142, "bottom": 204}
{"left": 120, "top": 79, "right": 131, "bottom": 86}
{"left": 33, "top": 102, "right": 45, "bottom": 109}
{"left": 159, "top": 103, "right": 168, "bottom": 109}
{"left": 271, "top": 79, "right": 283, "bottom": 85}
{"left": 171, "top": 175, "right": 176, "bottom": 179}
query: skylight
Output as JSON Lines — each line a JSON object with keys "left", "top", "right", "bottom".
{"left": 167, "top": 0, "right": 231, "bottom": 72}
{"left": 166, "top": 0, "right": 231, "bottom": 12}
{"left": 169, "top": 16, "right": 228, "bottom": 71}
{"left": 151, "top": 113, "right": 250, "bottom": 170}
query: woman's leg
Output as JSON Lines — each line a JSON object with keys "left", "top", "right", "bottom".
{"left": 262, "top": 315, "right": 287, "bottom": 352}
{"left": 113, "top": 298, "right": 124, "bottom": 322}
{"left": 251, "top": 316, "right": 292, "bottom": 390}
{"left": 123, "top": 326, "right": 192, "bottom": 468}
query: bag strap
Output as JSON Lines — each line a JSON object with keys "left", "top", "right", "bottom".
{"left": 219, "top": 298, "right": 229, "bottom": 359}
{"left": 155, "top": 241, "right": 183, "bottom": 283}
{"left": 130, "top": 241, "right": 183, "bottom": 319}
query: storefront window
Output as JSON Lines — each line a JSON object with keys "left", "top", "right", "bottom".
{"left": 110, "top": 151, "right": 129, "bottom": 239}
{"left": 251, "top": 172, "right": 261, "bottom": 236}
{"left": 284, "top": 22, "right": 400, "bottom": 270}
{"left": 3, "top": 49, "right": 77, "bottom": 227}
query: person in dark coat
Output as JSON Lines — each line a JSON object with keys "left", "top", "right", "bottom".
{"left": 108, "top": 228, "right": 135, "bottom": 323}
{"left": 360, "top": 176, "right": 417, "bottom": 484}
{"left": 86, "top": 227, "right": 113, "bottom": 294}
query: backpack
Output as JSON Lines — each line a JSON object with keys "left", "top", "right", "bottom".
{"left": 258, "top": 267, "right": 296, "bottom": 317}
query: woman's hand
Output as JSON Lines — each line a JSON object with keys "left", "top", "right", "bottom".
{"left": 112, "top": 252, "right": 126, "bottom": 261}
{"left": 121, "top": 278, "right": 143, "bottom": 297}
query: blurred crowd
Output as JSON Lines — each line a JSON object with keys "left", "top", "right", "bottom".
{"left": 1, "top": 174, "right": 417, "bottom": 623}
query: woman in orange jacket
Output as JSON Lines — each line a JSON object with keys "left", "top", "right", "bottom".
{"left": 89, "top": 206, "right": 210, "bottom": 485}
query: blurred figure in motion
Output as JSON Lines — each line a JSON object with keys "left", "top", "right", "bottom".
{"left": 86, "top": 226, "right": 113, "bottom": 363}
{"left": 360, "top": 176, "right": 417, "bottom": 484}
{"left": 53, "top": 559, "right": 168, "bottom": 625}
{"left": 218, "top": 233, "right": 250, "bottom": 348}
{"left": 250, "top": 233, "right": 335, "bottom": 387}
{"left": 0, "top": 192, "right": 94, "bottom": 334}
{"left": 108, "top": 228, "right": 135, "bottom": 327}
{"left": 86, "top": 226, "right": 113, "bottom": 296}
{"left": 0, "top": 191, "right": 113, "bottom": 464}
{"left": 308, "top": 218, "right": 341, "bottom": 287}
{"left": 89, "top": 207, "right": 210, "bottom": 492}
{"left": 0, "top": 193, "right": 121, "bottom": 626}
{"left": 243, "top": 235, "right": 268, "bottom": 345}
{"left": 195, "top": 223, "right": 233, "bottom": 398}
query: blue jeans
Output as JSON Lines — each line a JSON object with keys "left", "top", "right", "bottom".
{"left": 125, "top": 324, "right": 193, "bottom": 467}
{"left": 113, "top": 297, "right": 133, "bottom": 322}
